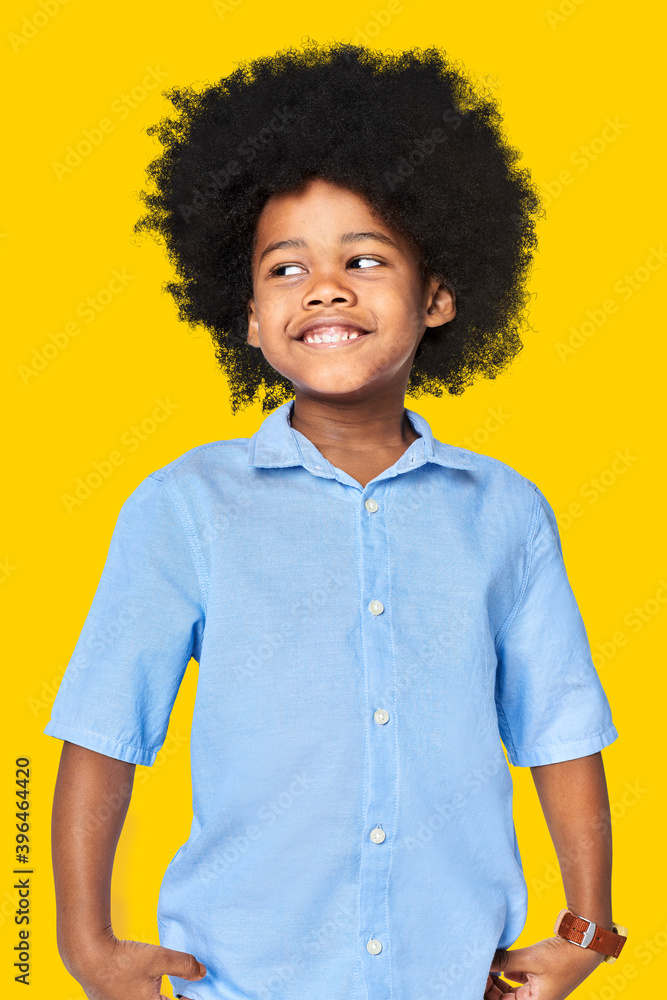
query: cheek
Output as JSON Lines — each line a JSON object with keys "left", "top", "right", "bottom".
{"left": 251, "top": 304, "right": 286, "bottom": 348}
{"left": 384, "top": 285, "right": 421, "bottom": 340}
{"left": 255, "top": 287, "right": 297, "bottom": 327}
{"left": 373, "top": 280, "right": 422, "bottom": 325}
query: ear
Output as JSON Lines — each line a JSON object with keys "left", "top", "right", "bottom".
{"left": 246, "top": 297, "right": 260, "bottom": 348}
{"left": 423, "top": 277, "right": 456, "bottom": 329}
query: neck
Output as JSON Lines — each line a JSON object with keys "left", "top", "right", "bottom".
{"left": 288, "top": 390, "right": 420, "bottom": 455}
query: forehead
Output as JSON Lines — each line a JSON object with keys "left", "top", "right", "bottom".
{"left": 251, "top": 178, "right": 414, "bottom": 261}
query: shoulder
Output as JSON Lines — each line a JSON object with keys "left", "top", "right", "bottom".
{"left": 145, "top": 435, "right": 251, "bottom": 488}
{"left": 115, "top": 436, "right": 251, "bottom": 523}
{"left": 431, "top": 437, "right": 555, "bottom": 543}
{"left": 433, "top": 436, "right": 541, "bottom": 500}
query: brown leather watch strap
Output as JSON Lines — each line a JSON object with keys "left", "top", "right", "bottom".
{"left": 555, "top": 909, "right": 626, "bottom": 959}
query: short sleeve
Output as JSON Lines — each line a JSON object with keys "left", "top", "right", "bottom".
{"left": 494, "top": 486, "right": 618, "bottom": 767}
{"left": 44, "top": 473, "right": 206, "bottom": 766}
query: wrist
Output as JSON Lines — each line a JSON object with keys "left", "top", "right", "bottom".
{"left": 555, "top": 908, "right": 627, "bottom": 963}
{"left": 564, "top": 897, "right": 613, "bottom": 931}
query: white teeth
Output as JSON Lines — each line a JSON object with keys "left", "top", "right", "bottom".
{"left": 302, "top": 330, "right": 362, "bottom": 344}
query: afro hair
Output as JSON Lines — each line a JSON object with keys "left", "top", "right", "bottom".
{"left": 134, "top": 38, "right": 544, "bottom": 414}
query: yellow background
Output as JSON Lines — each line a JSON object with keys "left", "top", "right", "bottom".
{"left": 2, "top": 0, "right": 665, "bottom": 997}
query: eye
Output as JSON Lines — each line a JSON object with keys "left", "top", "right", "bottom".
{"left": 348, "top": 256, "right": 382, "bottom": 269}
{"left": 269, "top": 255, "right": 384, "bottom": 277}
{"left": 270, "top": 263, "right": 304, "bottom": 277}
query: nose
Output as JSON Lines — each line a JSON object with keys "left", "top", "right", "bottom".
{"left": 303, "top": 268, "right": 356, "bottom": 307}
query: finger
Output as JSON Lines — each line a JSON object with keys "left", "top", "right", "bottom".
{"left": 492, "top": 974, "right": 518, "bottom": 995}
{"left": 491, "top": 948, "right": 508, "bottom": 973}
{"left": 492, "top": 980, "right": 512, "bottom": 995}
{"left": 150, "top": 946, "right": 206, "bottom": 980}
{"left": 490, "top": 947, "right": 532, "bottom": 982}
{"left": 501, "top": 971, "right": 527, "bottom": 981}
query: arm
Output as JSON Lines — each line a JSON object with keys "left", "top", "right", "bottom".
{"left": 53, "top": 740, "right": 135, "bottom": 960}
{"left": 52, "top": 741, "right": 207, "bottom": 1000}
{"left": 486, "top": 751, "right": 614, "bottom": 1000}
{"left": 531, "top": 751, "right": 612, "bottom": 930}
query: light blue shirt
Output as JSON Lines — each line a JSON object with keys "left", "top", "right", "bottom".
{"left": 45, "top": 398, "right": 617, "bottom": 1000}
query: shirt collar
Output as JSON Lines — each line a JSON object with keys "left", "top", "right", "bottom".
{"left": 247, "top": 398, "right": 478, "bottom": 476}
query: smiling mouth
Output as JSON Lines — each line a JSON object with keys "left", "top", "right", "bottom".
{"left": 298, "top": 326, "right": 372, "bottom": 347}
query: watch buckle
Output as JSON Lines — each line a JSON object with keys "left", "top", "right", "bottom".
{"left": 574, "top": 916, "right": 596, "bottom": 949}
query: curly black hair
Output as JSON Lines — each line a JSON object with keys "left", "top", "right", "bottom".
{"left": 134, "top": 38, "right": 543, "bottom": 414}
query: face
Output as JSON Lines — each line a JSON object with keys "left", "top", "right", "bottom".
{"left": 247, "top": 177, "right": 456, "bottom": 404}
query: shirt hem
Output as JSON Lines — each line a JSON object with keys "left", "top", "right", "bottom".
{"left": 508, "top": 722, "right": 618, "bottom": 766}
{"left": 43, "top": 719, "right": 158, "bottom": 766}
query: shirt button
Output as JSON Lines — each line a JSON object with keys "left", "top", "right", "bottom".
{"left": 374, "top": 708, "right": 389, "bottom": 725}
{"left": 367, "top": 938, "right": 382, "bottom": 955}
{"left": 370, "top": 826, "right": 386, "bottom": 844}
{"left": 369, "top": 599, "right": 384, "bottom": 615}
{"left": 364, "top": 498, "right": 379, "bottom": 513}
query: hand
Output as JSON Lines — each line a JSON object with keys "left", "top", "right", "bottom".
{"left": 63, "top": 930, "right": 207, "bottom": 1000}
{"left": 483, "top": 936, "right": 603, "bottom": 1000}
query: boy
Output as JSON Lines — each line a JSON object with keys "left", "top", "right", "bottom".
{"left": 46, "top": 40, "right": 623, "bottom": 1000}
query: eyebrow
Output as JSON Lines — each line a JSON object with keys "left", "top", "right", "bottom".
{"left": 257, "top": 230, "right": 400, "bottom": 265}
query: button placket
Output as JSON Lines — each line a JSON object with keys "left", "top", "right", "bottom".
{"left": 357, "top": 488, "right": 395, "bottom": 997}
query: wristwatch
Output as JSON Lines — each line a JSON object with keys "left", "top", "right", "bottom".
{"left": 554, "top": 909, "right": 627, "bottom": 964}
